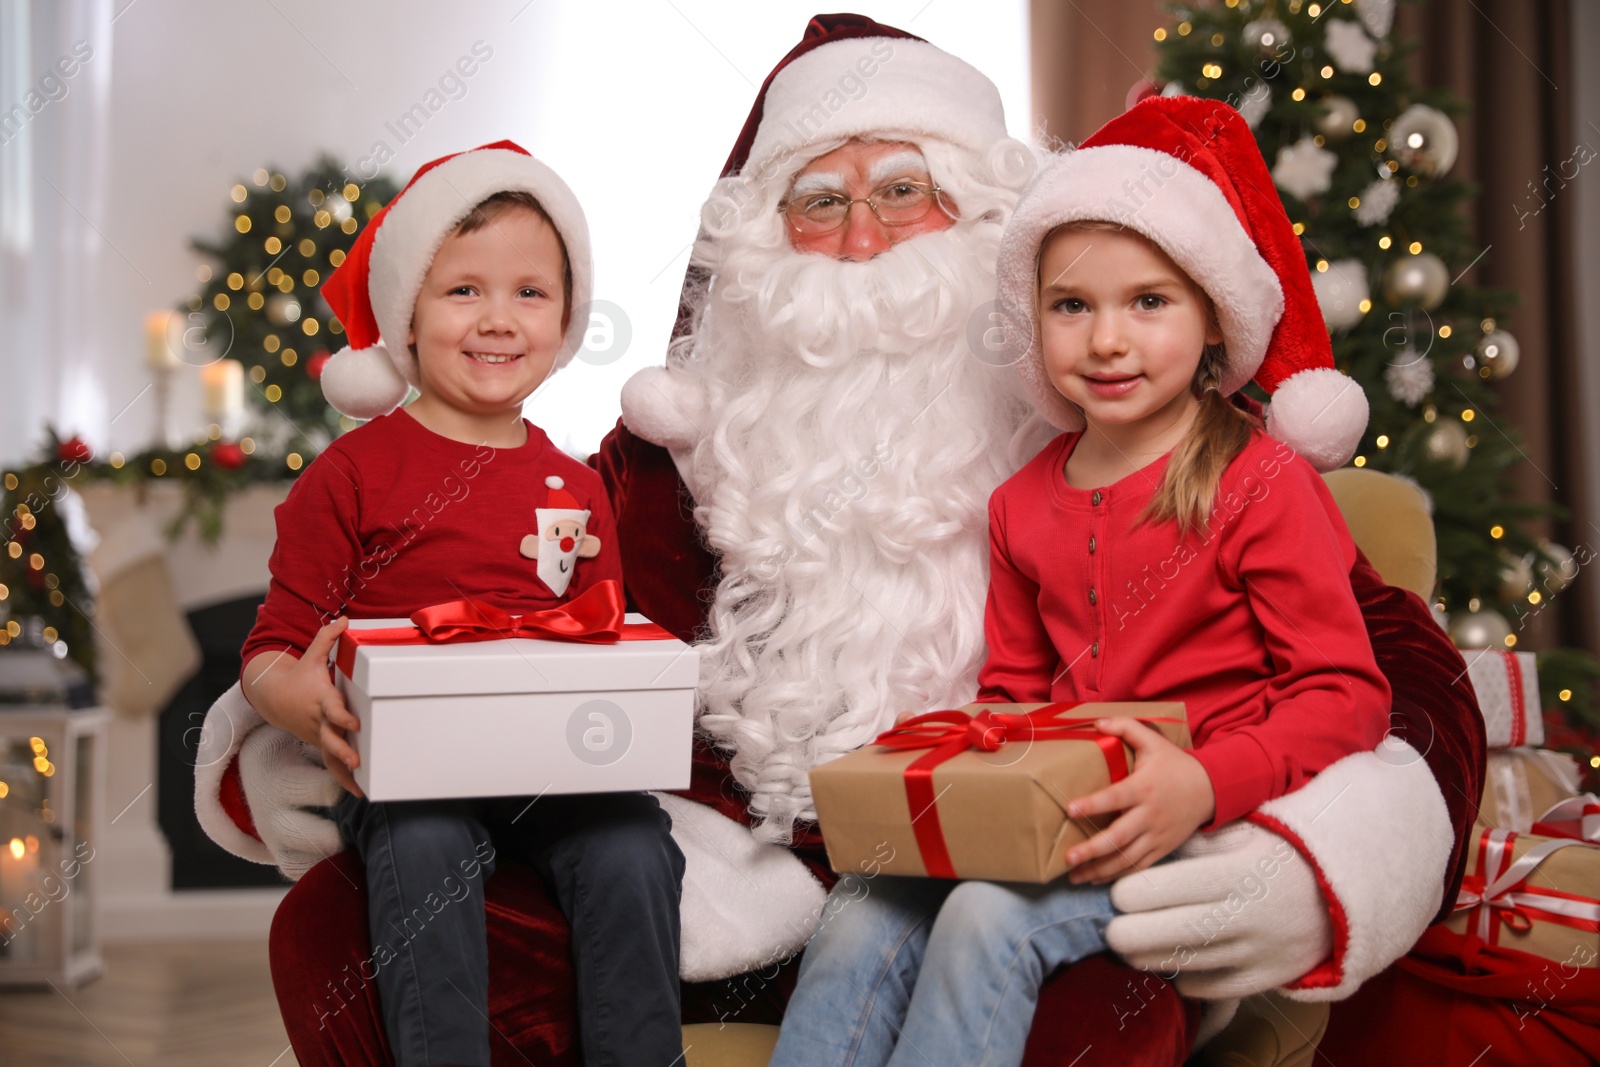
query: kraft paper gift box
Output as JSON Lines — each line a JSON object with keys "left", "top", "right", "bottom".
{"left": 808, "top": 701, "right": 1190, "bottom": 884}
{"left": 333, "top": 583, "right": 698, "bottom": 801}
{"left": 1480, "top": 747, "right": 1581, "bottom": 832}
{"left": 1444, "top": 823, "right": 1600, "bottom": 967}
{"left": 1460, "top": 648, "right": 1543, "bottom": 748}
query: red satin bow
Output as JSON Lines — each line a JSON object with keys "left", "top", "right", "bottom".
{"left": 335, "top": 579, "right": 668, "bottom": 678}
{"left": 870, "top": 703, "right": 1175, "bottom": 880}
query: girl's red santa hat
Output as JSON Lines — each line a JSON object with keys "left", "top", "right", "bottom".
{"left": 996, "top": 95, "right": 1368, "bottom": 471}
{"left": 318, "top": 140, "right": 593, "bottom": 420}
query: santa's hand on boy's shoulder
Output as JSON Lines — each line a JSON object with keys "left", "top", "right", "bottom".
{"left": 1061, "top": 718, "right": 1216, "bottom": 885}
{"left": 1104, "top": 821, "right": 1329, "bottom": 999}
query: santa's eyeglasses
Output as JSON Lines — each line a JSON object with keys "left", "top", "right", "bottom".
{"left": 779, "top": 179, "right": 947, "bottom": 235}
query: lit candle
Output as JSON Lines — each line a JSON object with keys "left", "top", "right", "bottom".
{"left": 200, "top": 359, "right": 244, "bottom": 421}
{"left": 0, "top": 835, "right": 39, "bottom": 961}
{"left": 145, "top": 310, "right": 181, "bottom": 370}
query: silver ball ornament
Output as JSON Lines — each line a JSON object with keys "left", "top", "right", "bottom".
{"left": 1387, "top": 104, "right": 1459, "bottom": 178}
{"left": 1244, "top": 18, "right": 1291, "bottom": 54}
{"left": 1536, "top": 541, "right": 1579, "bottom": 595}
{"left": 1384, "top": 252, "right": 1450, "bottom": 310}
{"left": 1447, "top": 608, "right": 1512, "bottom": 649}
{"left": 1476, "top": 329, "right": 1520, "bottom": 379}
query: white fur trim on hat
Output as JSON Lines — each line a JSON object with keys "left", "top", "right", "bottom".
{"left": 367, "top": 148, "right": 595, "bottom": 384}
{"left": 995, "top": 147, "right": 1284, "bottom": 431}
{"left": 319, "top": 343, "right": 412, "bottom": 421}
{"left": 743, "top": 38, "right": 1009, "bottom": 176}
{"left": 1265, "top": 365, "right": 1369, "bottom": 471}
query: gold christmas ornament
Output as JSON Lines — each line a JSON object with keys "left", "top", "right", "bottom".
{"left": 1498, "top": 552, "right": 1534, "bottom": 601}
{"left": 1315, "top": 95, "right": 1360, "bottom": 141}
{"left": 1475, "top": 329, "right": 1520, "bottom": 379}
{"left": 1422, "top": 419, "right": 1470, "bottom": 469}
{"left": 1383, "top": 251, "right": 1450, "bottom": 310}
{"left": 1447, "top": 607, "right": 1512, "bottom": 649}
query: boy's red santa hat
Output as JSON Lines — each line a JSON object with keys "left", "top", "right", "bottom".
{"left": 996, "top": 95, "right": 1368, "bottom": 471}
{"left": 319, "top": 140, "right": 594, "bottom": 421}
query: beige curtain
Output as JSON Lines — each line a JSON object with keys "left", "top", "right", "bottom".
{"left": 1029, "top": 0, "right": 1596, "bottom": 660}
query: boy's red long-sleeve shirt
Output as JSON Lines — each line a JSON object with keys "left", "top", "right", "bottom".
{"left": 977, "top": 429, "right": 1391, "bottom": 826}
{"left": 241, "top": 408, "right": 621, "bottom": 673}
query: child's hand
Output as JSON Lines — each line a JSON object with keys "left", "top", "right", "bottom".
{"left": 242, "top": 617, "right": 364, "bottom": 797}
{"left": 1061, "top": 718, "right": 1215, "bottom": 885}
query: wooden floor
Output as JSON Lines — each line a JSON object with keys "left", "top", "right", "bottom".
{"left": 0, "top": 940, "right": 297, "bottom": 1067}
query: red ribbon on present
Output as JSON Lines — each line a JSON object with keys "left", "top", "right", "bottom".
{"left": 334, "top": 579, "right": 670, "bottom": 678}
{"left": 869, "top": 703, "right": 1182, "bottom": 880}
{"left": 1502, "top": 651, "right": 1528, "bottom": 746}
{"left": 1453, "top": 826, "right": 1600, "bottom": 945}
{"left": 1532, "top": 795, "right": 1600, "bottom": 844}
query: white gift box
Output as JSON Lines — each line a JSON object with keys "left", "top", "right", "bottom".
{"left": 1460, "top": 647, "right": 1543, "bottom": 748}
{"left": 336, "top": 613, "right": 698, "bottom": 801}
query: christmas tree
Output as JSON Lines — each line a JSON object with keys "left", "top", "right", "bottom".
{"left": 187, "top": 158, "right": 398, "bottom": 441}
{"left": 1150, "top": 0, "right": 1598, "bottom": 779}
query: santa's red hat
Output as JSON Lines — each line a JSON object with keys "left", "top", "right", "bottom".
{"left": 319, "top": 140, "right": 594, "bottom": 420}
{"left": 624, "top": 15, "right": 1025, "bottom": 449}
{"left": 995, "top": 96, "right": 1368, "bottom": 471}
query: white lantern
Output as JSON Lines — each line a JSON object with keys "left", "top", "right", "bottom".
{"left": 0, "top": 705, "right": 109, "bottom": 986}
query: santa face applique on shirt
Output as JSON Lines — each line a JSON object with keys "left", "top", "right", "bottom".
{"left": 519, "top": 475, "right": 602, "bottom": 597}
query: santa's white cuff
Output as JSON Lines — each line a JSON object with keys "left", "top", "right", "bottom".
{"left": 192, "top": 682, "right": 274, "bottom": 865}
{"left": 655, "top": 793, "right": 827, "bottom": 982}
{"left": 1249, "top": 739, "right": 1453, "bottom": 1001}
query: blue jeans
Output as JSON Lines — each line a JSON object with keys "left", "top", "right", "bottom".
{"left": 333, "top": 790, "right": 684, "bottom": 1067}
{"left": 768, "top": 873, "right": 1117, "bottom": 1067}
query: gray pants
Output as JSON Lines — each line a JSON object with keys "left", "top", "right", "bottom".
{"left": 334, "top": 790, "right": 685, "bottom": 1067}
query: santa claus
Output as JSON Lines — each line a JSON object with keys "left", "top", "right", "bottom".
{"left": 195, "top": 14, "right": 1483, "bottom": 1065}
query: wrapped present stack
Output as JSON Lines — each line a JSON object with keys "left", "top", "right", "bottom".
{"left": 1458, "top": 648, "right": 1587, "bottom": 833}
{"left": 1321, "top": 649, "right": 1600, "bottom": 1065}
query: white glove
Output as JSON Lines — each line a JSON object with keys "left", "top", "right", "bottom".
{"left": 1107, "top": 741, "right": 1453, "bottom": 1003}
{"left": 1106, "top": 821, "right": 1330, "bottom": 999}
{"left": 237, "top": 725, "right": 347, "bottom": 881}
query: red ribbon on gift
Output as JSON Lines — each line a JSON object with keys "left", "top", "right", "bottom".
{"left": 870, "top": 703, "right": 1181, "bottom": 880}
{"left": 334, "top": 579, "right": 670, "bottom": 678}
{"left": 1532, "top": 795, "right": 1600, "bottom": 844}
{"left": 1453, "top": 826, "right": 1600, "bottom": 945}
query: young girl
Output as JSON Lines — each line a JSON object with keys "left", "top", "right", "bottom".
{"left": 770, "top": 96, "right": 1390, "bottom": 1066}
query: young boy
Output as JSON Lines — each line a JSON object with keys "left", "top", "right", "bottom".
{"left": 239, "top": 141, "right": 684, "bottom": 1067}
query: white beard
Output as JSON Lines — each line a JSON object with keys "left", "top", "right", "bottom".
{"left": 666, "top": 221, "right": 1043, "bottom": 844}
